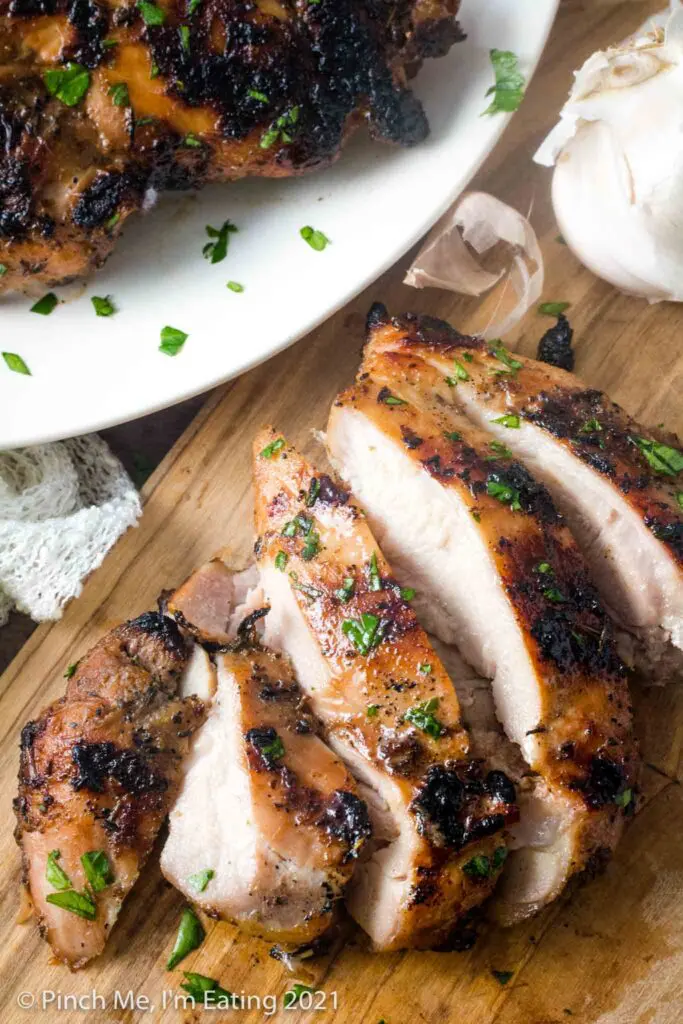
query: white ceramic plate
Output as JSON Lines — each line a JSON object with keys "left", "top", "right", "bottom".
{"left": 0, "top": 0, "right": 559, "bottom": 448}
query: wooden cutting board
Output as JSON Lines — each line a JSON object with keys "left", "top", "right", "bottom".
{"left": 2, "top": 2, "right": 682, "bottom": 1021}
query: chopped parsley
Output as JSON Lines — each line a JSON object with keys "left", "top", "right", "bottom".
{"left": 446, "top": 358, "right": 470, "bottom": 385}
{"left": 539, "top": 301, "right": 570, "bottom": 317}
{"left": 64, "top": 661, "right": 79, "bottom": 678}
{"left": 486, "top": 477, "right": 522, "bottom": 510}
{"left": 108, "top": 82, "right": 130, "bottom": 107}
{"left": 274, "top": 551, "right": 288, "bottom": 571}
{"left": 543, "top": 587, "right": 565, "bottom": 603}
{"left": 260, "top": 437, "right": 285, "bottom": 459}
{"left": 615, "top": 788, "right": 633, "bottom": 809}
{"left": 491, "top": 413, "right": 520, "bottom": 429}
{"left": 444, "top": 430, "right": 462, "bottom": 442}
{"left": 488, "top": 440, "right": 512, "bottom": 459}
{"left": 300, "top": 226, "right": 330, "bottom": 251}
{"left": 379, "top": 389, "right": 407, "bottom": 406}
{"left": 368, "top": 552, "right": 382, "bottom": 591}
{"left": 102, "top": 38, "right": 118, "bottom": 48}
{"left": 45, "top": 890, "right": 96, "bottom": 920}
{"left": 138, "top": 0, "right": 166, "bottom": 25}
{"left": 0, "top": 263, "right": 7, "bottom": 276}
{"left": 305, "top": 477, "right": 321, "bottom": 506}
{"left": 167, "top": 907, "right": 205, "bottom": 970}
{"left": 492, "top": 970, "right": 514, "bottom": 986}
{"left": 226, "top": 280, "right": 244, "bottom": 292}
{"left": 248, "top": 89, "right": 269, "bottom": 103}
{"left": 404, "top": 697, "right": 443, "bottom": 739}
{"left": 579, "top": 417, "right": 602, "bottom": 434}
{"left": 106, "top": 212, "right": 120, "bottom": 230}
{"left": 630, "top": 436, "right": 683, "bottom": 477}
{"left": 188, "top": 0, "right": 202, "bottom": 13}
{"left": 180, "top": 973, "right": 232, "bottom": 1005}
{"left": 335, "top": 577, "right": 355, "bottom": 603}
{"left": 489, "top": 341, "right": 523, "bottom": 374}
{"left": 289, "top": 572, "right": 323, "bottom": 602}
{"left": 342, "top": 613, "right": 386, "bottom": 655}
{"left": 179, "top": 24, "right": 190, "bottom": 50}
{"left": 46, "top": 850, "right": 71, "bottom": 891}
{"left": 150, "top": 62, "right": 160, "bottom": 79}
{"left": 366, "top": 704, "right": 380, "bottom": 718}
{"left": 91, "top": 295, "right": 116, "bottom": 317}
{"left": 203, "top": 219, "right": 238, "bottom": 264}
{"left": 81, "top": 850, "right": 113, "bottom": 892}
{"left": 188, "top": 868, "right": 215, "bottom": 893}
{"left": 44, "top": 63, "right": 90, "bottom": 106}
{"left": 484, "top": 49, "right": 525, "bottom": 115}
{"left": 301, "top": 530, "right": 321, "bottom": 561}
{"left": 259, "top": 734, "right": 285, "bottom": 761}
{"left": 159, "top": 325, "right": 188, "bottom": 356}
{"left": 183, "top": 132, "right": 202, "bottom": 147}
{"left": 677, "top": 492, "right": 683, "bottom": 510}
{"left": 3, "top": 352, "right": 31, "bottom": 375}
{"left": 31, "top": 292, "right": 58, "bottom": 315}
{"left": 418, "top": 663, "right": 432, "bottom": 675}
{"left": 400, "top": 587, "right": 416, "bottom": 601}
{"left": 464, "top": 846, "right": 507, "bottom": 878}
{"left": 260, "top": 106, "right": 299, "bottom": 149}
{"left": 284, "top": 984, "right": 316, "bottom": 1009}
{"left": 536, "top": 562, "right": 552, "bottom": 575}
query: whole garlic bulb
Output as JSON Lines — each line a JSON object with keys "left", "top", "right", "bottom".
{"left": 535, "top": 3, "right": 683, "bottom": 301}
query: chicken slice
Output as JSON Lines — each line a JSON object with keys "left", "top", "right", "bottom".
{"left": 14, "top": 613, "right": 205, "bottom": 968}
{"left": 326, "top": 353, "right": 639, "bottom": 922}
{"left": 252, "top": 431, "right": 518, "bottom": 950}
{"left": 364, "top": 307, "right": 683, "bottom": 681}
{"left": 161, "top": 562, "right": 371, "bottom": 946}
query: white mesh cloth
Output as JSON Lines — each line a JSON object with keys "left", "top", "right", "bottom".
{"left": 0, "top": 435, "right": 141, "bottom": 625}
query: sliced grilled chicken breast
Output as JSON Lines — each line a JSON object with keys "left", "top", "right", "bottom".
{"left": 14, "top": 613, "right": 205, "bottom": 968}
{"left": 326, "top": 352, "right": 639, "bottom": 922}
{"left": 365, "top": 308, "right": 683, "bottom": 680}
{"left": 162, "top": 561, "right": 370, "bottom": 945}
{"left": 253, "top": 430, "right": 518, "bottom": 950}
{"left": 162, "top": 646, "right": 369, "bottom": 945}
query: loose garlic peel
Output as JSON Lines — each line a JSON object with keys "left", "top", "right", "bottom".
{"left": 535, "top": 3, "right": 683, "bottom": 302}
{"left": 404, "top": 192, "right": 544, "bottom": 339}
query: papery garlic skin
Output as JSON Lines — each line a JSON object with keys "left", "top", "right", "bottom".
{"left": 535, "top": 4, "right": 683, "bottom": 302}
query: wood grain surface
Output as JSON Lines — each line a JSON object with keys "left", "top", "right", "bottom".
{"left": 2, "top": 2, "right": 682, "bottom": 1021}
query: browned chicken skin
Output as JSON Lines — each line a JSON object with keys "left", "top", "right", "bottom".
{"left": 14, "top": 612, "right": 205, "bottom": 968}
{"left": 162, "top": 559, "right": 371, "bottom": 946}
{"left": 0, "top": 0, "right": 462, "bottom": 291}
{"left": 363, "top": 308, "right": 683, "bottom": 679}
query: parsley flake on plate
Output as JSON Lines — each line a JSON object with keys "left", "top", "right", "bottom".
{"left": 3, "top": 352, "right": 31, "bottom": 375}
{"left": 300, "top": 226, "right": 330, "bottom": 251}
{"left": 260, "top": 437, "right": 285, "bottom": 459}
{"left": 203, "top": 220, "right": 238, "bottom": 264}
{"left": 159, "top": 325, "right": 188, "bottom": 356}
{"left": 91, "top": 295, "right": 116, "bottom": 317}
{"left": 226, "top": 280, "right": 244, "bottom": 292}
{"left": 31, "top": 292, "right": 58, "bottom": 315}
{"left": 483, "top": 49, "right": 525, "bottom": 115}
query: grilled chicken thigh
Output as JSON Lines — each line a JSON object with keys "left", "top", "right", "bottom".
{"left": 366, "top": 309, "right": 683, "bottom": 680}
{"left": 162, "top": 561, "right": 370, "bottom": 945}
{"left": 326, "top": 348, "right": 639, "bottom": 922}
{"left": 14, "top": 613, "right": 205, "bottom": 968}
{"left": 253, "top": 430, "right": 518, "bottom": 949}
{"left": 0, "top": 0, "right": 462, "bottom": 291}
